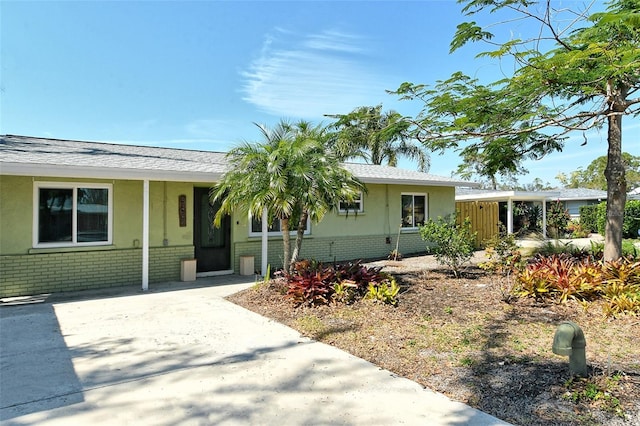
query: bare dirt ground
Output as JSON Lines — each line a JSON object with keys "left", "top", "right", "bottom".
{"left": 227, "top": 252, "right": 640, "bottom": 426}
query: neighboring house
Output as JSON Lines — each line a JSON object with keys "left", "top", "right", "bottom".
{"left": 455, "top": 187, "right": 608, "bottom": 241}
{"left": 456, "top": 188, "right": 557, "bottom": 238}
{"left": 0, "top": 135, "right": 478, "bottom": 298}
{"left": 551, "top": 188, "right": 606, "bottom": 220}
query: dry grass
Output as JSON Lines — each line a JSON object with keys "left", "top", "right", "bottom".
{"left": 227, "top": 253, "right": 640, "bottom": 426}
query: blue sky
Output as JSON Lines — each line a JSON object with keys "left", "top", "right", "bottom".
{"left": 2, "top": 0, "right": 638, "bottom": 186}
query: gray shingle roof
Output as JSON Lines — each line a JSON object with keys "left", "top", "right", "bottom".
{"left": 552, "top": 188, "right": 607, "bottom": 200}
{"left": 1, "top": 135, "right": 477, "bottom": 187}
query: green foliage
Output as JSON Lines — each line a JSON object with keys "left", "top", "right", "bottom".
{"left": 364, "top": 279, "right": 400, "bottom": 306}
{"left": 557, "top": 153, "right": 640, "bottom": 191}
{"left": 592, "top": 200, "right": 640, "bottom": 239}
{"left": 623, "top": 200, "right": 640, "bottom": 238}
{"left": 392, "top": 0, "right": 640, "bottom": 259}
{"left": 211, "top": 120, "right": 366, "bottom": 273}
{"left": 547, "top": 200, "right": 571, "bottom": 237}
{"left": 514, "top": 254, "right": 640, "bottom": 317}
{"left": 600, "top": 259, "right": 640, "bottom": 317}
{"left": 512, "top": 202, "right": 542, "bottom": 234}
{"left": 596, "top": 202, "right": 608, "bottom": 236}
{"left": 515, "top": 254, "right": 601, "bottom": 303}
{"left": 479, "top": 225, "right": 524, "bottom": 275}
{"left": 622, "top": 240, "right": 639, "bottom": 259}
{"left": 479, "top": 226, "right": 525, "bottom": 301}
{"left": 567, "top": 220, "right": 591, "bottom": 238}
{"left": 531, "top": 240, "right": 590, "bottom": 259}
{"left": 420, "top": 215, "right": 477, "bottom": 278}
{"left": 564, "top": 374, "right": 625, "bottom": 418}
{"left": 327, "top": 105, "right": 429, "bottom": 172}
{"left": 579, "top": 205, "right": 599, "bottom": 233}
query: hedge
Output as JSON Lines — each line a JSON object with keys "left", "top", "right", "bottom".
{"left": 583, "top": 199, "right": 640, "bottom": 238}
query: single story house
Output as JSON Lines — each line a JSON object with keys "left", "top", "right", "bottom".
{"left": 551, "top": 188, "right": 606, "bottom": 220}
{"left": 0, "top": 135, "right": 478, "bottom": 298}
{"left": 456, "top": 188, "right": 558, "bottom": 238}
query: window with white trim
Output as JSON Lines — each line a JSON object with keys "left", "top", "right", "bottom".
{"left": 249, "top": 214, "right": 310, "bottom": 237}
{"left": 401, "top": 193, "right": 427, "bottom": 228}
{"left": 338, "top": 192, "right": 364, "bottom": 213}
{"left": 34, "top": 182, "right": 112, "bottom": 247}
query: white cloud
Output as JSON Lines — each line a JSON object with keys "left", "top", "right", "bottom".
{"left": 240, "top": 28, "right": 391, "bottom": 119}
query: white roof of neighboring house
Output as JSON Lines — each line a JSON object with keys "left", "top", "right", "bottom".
{"left": 455, "top": 187, "right": 610, "bottom": 202}
{"left": 0, "top": 135, "right": 479, "bottom": 187}
{"left": 455, "top": 188, "right": 558, "bottom": 201}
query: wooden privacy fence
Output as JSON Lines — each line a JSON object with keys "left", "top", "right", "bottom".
{"left": 455, "top": 201, "right": 499, "bottom": 248}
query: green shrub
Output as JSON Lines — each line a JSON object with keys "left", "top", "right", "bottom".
{"left": 547, "top": 200, "right": 571, "bottom": 237}
{"left": 623, "top": 200, "right": 640, "bottom": 238}
{"left": 567, "top": 220, "right": 590, "bottom": 238}
{"left": 579, "top": 204, "right": 599, "bottom": 233}
{"left": 479, "top": 225, "right": 524, "bottom": 276}
{"left": 420, "top": 214, "right": 476, "bottom": 278}
{"left": 596, "top": 201, "right": 607, "bottom": 236}
{"left": 592, "top": 200, "right": 640, "bottom": 238}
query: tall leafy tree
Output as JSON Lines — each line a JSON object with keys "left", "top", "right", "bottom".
{"left": 393, "top": 0, "right": 640, "bottom": 260}
{"left": 557, "top": 153, "right": 640, "bottom": 190}
{"left": 326, "top": 105, "right": 430, "bottom": 172}
{"left": 210, "top": 120, "right": 365, "bottom": 272}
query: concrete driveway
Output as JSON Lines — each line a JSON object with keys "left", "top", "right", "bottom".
{"left": 1, "top": 277, "right": 509, "bottom": 425}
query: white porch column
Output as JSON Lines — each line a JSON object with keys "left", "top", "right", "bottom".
{"left": 507, "top": 198, "right": 514, "bottom": 234}
{"left": 261, "top": 208, "right": 268, "bottom": 277}
{"left": 142, "top": 179, "right": 149, "bottom": 291}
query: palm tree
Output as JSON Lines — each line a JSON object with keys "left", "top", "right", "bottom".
{"left": 211, "top": 120, "right": 366, "bottom": 272}
{"left": 327, "top": 105, "right": 430, "bottom": 172}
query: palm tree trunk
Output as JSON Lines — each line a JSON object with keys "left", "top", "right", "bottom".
{"left": 290, "top": 210, "right": 309, "bottom": 266}
{"left": 281, "top": 217, "right": 291, "bottom": 273}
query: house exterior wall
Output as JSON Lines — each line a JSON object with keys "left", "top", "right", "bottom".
{"left": 230, "top": 184, "right": 455, "bottom": 270}
{"left": 0, "top": 175, "right": 197, "bottom": 297}
{"left": 1, "top": 176, "right": 456, "bottom": 297}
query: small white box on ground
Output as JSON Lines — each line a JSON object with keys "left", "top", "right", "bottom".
{"left": 180, "top": 259, "right": 197, "bottom": 281}
{"left": 240, "top": 256, "right": 254, "bottom": 276}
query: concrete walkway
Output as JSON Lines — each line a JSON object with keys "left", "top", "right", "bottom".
{"left": 1, "top": 276, "right": 509, "bottom": 425}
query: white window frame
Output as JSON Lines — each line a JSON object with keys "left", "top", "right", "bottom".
{"left": 249, "top": 214, "right": 311, "bottom": 237}
{"left": 401, "top": 192, "right": 428, "bottom": 230}
{"left": 338, "top": 192, "right": 364, "bottom": 214}
{"left": 33, "top": 182, "right": 113, "bottom": 248}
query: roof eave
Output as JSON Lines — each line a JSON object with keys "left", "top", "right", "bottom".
{"left": 359, "top": 177, "right": 480, "bottom": 187}
{"left": 0, "top": 162, "right": 223, "bottom": 183}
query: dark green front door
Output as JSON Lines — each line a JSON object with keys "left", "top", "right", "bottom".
{"left": 193, "top": 187, "right": 231, "bottom": 272}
